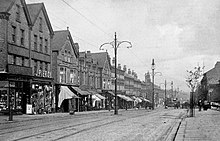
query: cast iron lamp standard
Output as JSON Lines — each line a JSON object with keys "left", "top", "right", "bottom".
{"left": 160, "top": 80, "right": 167, "bottom": 109}
{"left": 100, "top": 32, "right": 132, "bottom": 115}
{"left": 151, "top": 59, "right": 162, "bottom": 110}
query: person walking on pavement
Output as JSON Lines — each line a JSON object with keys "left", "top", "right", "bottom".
{"left": 198, "top": 100, "right": 202, "bottom": 111}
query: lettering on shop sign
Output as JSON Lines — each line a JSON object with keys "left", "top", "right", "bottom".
{"left": 35, "top": 70, "right": 51, "bottom": 78}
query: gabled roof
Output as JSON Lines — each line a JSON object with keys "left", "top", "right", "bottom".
{"left": 90, "top": 52, "right": 111, "bottom": 68}
{"left": 0, "top": 0, "right": 32, "bottom": 25}
{"left": 205, "top": 62, "right": 220, "bottom": 84}
{"left": 52, "top": 30, "right": 79, "bottom": 57}
{"left": 0, "top": 0, "right": 15, "bottom": 12}
{"left": 27, "top": 3, "right": 53, "bottom": 35}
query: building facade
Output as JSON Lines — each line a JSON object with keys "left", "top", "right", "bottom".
{"left": 0, "top": 0, "right": 54, "bottom": 114}
{"left": 52, "top": 29, "right": 79, "bottom": 112}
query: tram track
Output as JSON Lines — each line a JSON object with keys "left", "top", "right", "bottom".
{"left": 11, "top": 110, "right": 156, "bottom": 141}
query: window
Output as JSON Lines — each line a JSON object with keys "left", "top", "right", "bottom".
{"left": 8, "top": 54, "right": 15, "bottom": 64}
{"left": 24, "top": 58, "right": 29, "bottom": 67}
{"left": 39, "top": 17, "right": 42, "bottom": 32}
{"left": 45, "top": 63, "right": 48, "bottom": 71}
{"left": 70, "top": 70, "right": 74, "bottom": 83}
{"left": 20, "top": 29, "right": 24, "bottom": 46}
{"left": 34, "top": 60, "right": 37, "bottom": 74}
{"left": 39, "top": 61, "right": 43, "bottom": 71}
{"left": 15, "top": 56, "right": 22, "bottom": 66}
{"left": 39, "top": 37, "right": 43, "bottom": 52}
{"left": 34, "top": 35, "right": 37, "bottom": 51}
{"left": 16, "top": 5, "right": 20, "bottom": 22}
{"left": 12, "top": 26, "right": 16, "bottom": 43}
{"left": 60, "top": 67, "right": 64, "bottom": 83}
{"left": 45, "top": 39, "right": 48, "bottom": 54}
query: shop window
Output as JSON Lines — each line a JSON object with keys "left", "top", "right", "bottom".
{"left": 39, "top": 37, "right": 43, "bottom": 52}
{"left": 12, "top": 26, "right": 16, "bottom": 43}
{"left": 34, "top": 35, "right": 37, "bottom": 51}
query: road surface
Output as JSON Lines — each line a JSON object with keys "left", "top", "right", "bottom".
{"left": 0, "top": 108, "right": 187, "bottom": 141}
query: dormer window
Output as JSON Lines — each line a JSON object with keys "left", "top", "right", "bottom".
{"left": 16, "top": 5, "right": 20, "bottom": 22}
{"left": 39, "top": 17, "right": 43, "bottom": 32}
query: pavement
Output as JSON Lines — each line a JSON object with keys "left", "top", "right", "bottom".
{"left": 175, "top": 108, "right": 220, "bottom": 141}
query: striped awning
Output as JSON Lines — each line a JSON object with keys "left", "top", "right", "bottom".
{"left": 58, "top": 86, "right": 79, "bottom": 107}
{"left": 72, "top": 86, "right": 90, "bottom": 95}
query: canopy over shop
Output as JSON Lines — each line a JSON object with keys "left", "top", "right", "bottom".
{"left": 58, "top": 86, "right": 79, "bottom": 112}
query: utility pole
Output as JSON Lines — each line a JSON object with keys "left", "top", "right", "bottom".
{"left": 165, "top": 80, "right": 167, "bottom": 109}
{"left": 114, "top": 32, "right": 118, "bottom": 115}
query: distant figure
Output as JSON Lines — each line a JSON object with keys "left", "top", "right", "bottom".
{"left": 198, "top": 100, "right": 202, "bottom": 111}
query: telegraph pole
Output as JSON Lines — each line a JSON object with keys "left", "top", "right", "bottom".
{"left": 114, "top": 32, "right": 118, "bottom": 115}
{"left": 165, "top": 80, "right": 167, "bottom": 109}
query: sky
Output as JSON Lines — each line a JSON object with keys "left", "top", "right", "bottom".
{"left": 26, "top": 0, "right": 220, "bottom": 93}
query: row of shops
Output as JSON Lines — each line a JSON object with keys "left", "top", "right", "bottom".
{"left": 0, "top": 79, "right": 152, "bottom": 115}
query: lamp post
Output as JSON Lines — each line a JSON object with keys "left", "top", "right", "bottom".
{"left": 160, "top": 80, "right": 167, "bottom": 109}
{"left": 100, "top": 32, "right": 132, "bottom": 115}
{"left": 151, "top": 59, "right": 155, "bottom": 110}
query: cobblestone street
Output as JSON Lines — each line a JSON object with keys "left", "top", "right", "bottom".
{"left": 0, "top": 108, "right": 186, "bottom": 141}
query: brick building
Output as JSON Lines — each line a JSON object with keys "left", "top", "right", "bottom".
{"left": 0, "top": 0, "right": 54, "bottom": 114}
{"left": 0, "top": 0, "right": 32, "bottom": 114}
{"left": 52, "top": 29, "right": 79, "bottom": 112}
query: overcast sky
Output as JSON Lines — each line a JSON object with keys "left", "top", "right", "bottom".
{"left": 26, "top": 0, "right": 220, "bottom": 92}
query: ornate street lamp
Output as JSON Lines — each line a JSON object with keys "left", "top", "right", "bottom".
{"left": 151, "top": 59, "right": 155, "bottom": 110}
{"left": 100, "top": 32, "right": 132, "bottom": 115}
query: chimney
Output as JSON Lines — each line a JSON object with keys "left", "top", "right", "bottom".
{"left": 128, "top": 69, "right": 131, "bottom": 74}
{"left": 123, "top": 65, "right": 127, "bottom": 72}
{"left": 67, "top": 26, "right": 69, "bottom": 30}
{"left": 74, "top": 43, "right": 79, "bottom": 52}
{"left": 132, "top": 70, "right": 135, "bottom": 75}
{"left": 118, "top": 64, "right": 121, "bottom": 70}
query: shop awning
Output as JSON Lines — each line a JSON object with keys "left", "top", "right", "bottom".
{"left": 58, "top": 86, "right": 79, "bottom": 107}
{"left": 92, "top": 94, "right": 101, "bottom": 101}
{"left": 108, "top": 91, "right": 115, "bottom": 96}
{"left": 95, "top": 93, "right": 106, "bottom": 100}
{"left": 132, "top": 96, "right": 142, "bottom": 103}
{"left": 118, "top": 94, "right": 133, "bottom": 101}
{"left": 72, "top": 86, "right": 90, "bottom": 95}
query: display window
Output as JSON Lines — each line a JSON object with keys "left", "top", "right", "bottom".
{"left": 31, "top": 84, "right": 53, "bottom": 114}
{"left": 0, "top": 89, "right": 8, "bottom": 111}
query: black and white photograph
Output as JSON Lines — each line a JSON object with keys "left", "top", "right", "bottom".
{"left": 0, "top": 0, "right": 220, "bottom": 140}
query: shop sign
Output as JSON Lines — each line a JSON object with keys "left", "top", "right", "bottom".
{"left": 26, "top": 104, "right": 32, "bottom": 114}
{"left": 35, "top": 70, "right": 51, "bottom": 78}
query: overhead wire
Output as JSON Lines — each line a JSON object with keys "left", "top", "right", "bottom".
{"left": 60, "top": 0, "right": 113, "bottom": 39}
{"left": 52, "top": 24, "right": 98, "bottom": 49}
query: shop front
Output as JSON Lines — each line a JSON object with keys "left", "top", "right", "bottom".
{"left": 0, "top": 74, "right": 31, "bottom": 115}
{"left": 31, "top": 77, "right": 54, "bottom": 114}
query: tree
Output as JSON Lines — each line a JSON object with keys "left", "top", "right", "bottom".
{"left": 186, "top": 65, "right": 203, "bottom": 117}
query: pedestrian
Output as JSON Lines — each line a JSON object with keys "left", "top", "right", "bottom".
{"left": 198, "top": 100, "right": 202, "bottom": 111}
